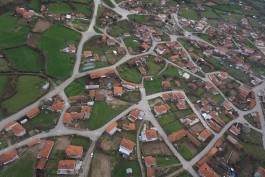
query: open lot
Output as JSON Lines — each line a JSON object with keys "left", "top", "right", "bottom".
{"left": 3, "top": 46, "right": 41, "bottom": 72}
{"left": 32, "top": 19, "right": 53, "bottom": 33}
{"left": 65, "top": 81, "right": 85, "bottom": 97}
{"left": 142, "top": 141, "right": 173, "bottom": 156}
{"left": 108, "top": 20, "right": 134, "bottom": 37}
{"left": 112, "top": 158, "right": 141, "bottom": 177}
{"left": 39, "top": 25, "right": 80, "bottom": 79}
{"left": 48, "top": 2, "right": 73, "bottom": 14}
{"left": 2, "top": 75, "right": 47, "bottom": 115}
{"left": 90, "top": 152, "right": 113, "bottom": 177}
{"left": 87, "top": 101, "right": 129, "bottom": 130}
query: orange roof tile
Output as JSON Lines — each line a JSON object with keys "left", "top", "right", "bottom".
{"left": 168, "top": 129, "right": 187, "bottom": 142}
{"left": 50, "top": 101, "right": 64, "bottom": 111}
{"left": 36, "top": 158, "right": 47, "bottom": 170}
{"left": 154, "top": 104, "right": 170, "bottom": 114}
{"left": 3, "top": 121, "right": 18, "bottom": 130}
{"left": 12, "top": 124, "right": 25, "bottom": 136}
{"left": 113, "top": 86, "right": 123, "bottom": 95}
{"left": 65, "top": 145, "right": 83, "bottom": 157}
{"left": 145, "top": 129, "right": 158, "bottom": 140}
{"left": 176, "top": 92, "right": 185, "bottom": 99}
{"left": 229, "top": 125, "right": 240, "bottom": 136}
{"left": 120, "top": 138, "right": 135, "bottom": 151}
{"left": 63, "top": 113, "right": 73, "bottom": 123}
{"left": 123, "top": 123, "right": 136, "bottom": 130}
{"left": 26, "top": 107, "right": 40, "bottom": 118}
{"left": 199, "top": 163, "right": 220, "bottom": 177}
{"left": 147, "top": 167, "right": 155, "bottom": 177}
{"left": 144, "top": 156, "right": 156, "bottom": 166}
{"left": 81, "top": 106, "right": 92, "bottom": 113}
{"left": 0, "top": 149, "right": 18, "bottom": 165}
{"left": 90, "top": 69, "right": 114, "bottom": 79}
{"left": 58, "top": 160, "right": 75, "bottom": 170}
{"left": 199, "top": 128, "right": 212, "bottom": 141}
{"left": 105, "top": 122, "right": 118, "bottom": 134}
{"left": 38, "top": 141, "right": 54, "bottom": 159}
{"left": 89, "top": 90, "right": 96, "bottom": 98}
{"left": 27, "top": 138, "right": 41, "bottom": 147}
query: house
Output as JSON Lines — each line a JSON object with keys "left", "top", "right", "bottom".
{"left": 65, "top": 145, "right": 83, "bottom": 159}
{"left": 205, "top": 82, "right": 214, "bottom": 90}
{"left": 3, "top": 121, "right": 19, "bottom": 131}
{"left": 147, "top": 167, "right": 155, "bottom": 177}
{"left": 168, "top": 129, "right": 187, "bottom": 142}
{"left": 217, "top": 72, "right": 228, "bottom": 80}
{"left": 27, "top": 138, "right": 41, "bottom": 147}
{"left": 107, "top": 39, "right": 116, "bottom": 46}
{"left": 222, "top": 101, "right": 233, "bottom": 111}
{"left": 89, "top": 90, "right": 96, "bottom": 99}
{"left": 90, "top": 69, "right": 115, "bottom": 79}
{"left": 57, "top": 160, "right": 80, "bottom": 175}
{"left": 229, "top": 125, "right": 240, "bottom": 136}
{"left": 50, "top": 101, "right": 65, "bottom": 112}
{"left": 153, "top": 104, "right": 170, "bottom": 116}
{"left": 214, "top": 46, "right": 229, "bottom": 56}
{"left": 141, "top": 129, "right": 158, "bottom": 142}
{"left": 119, "top": 138, "right": 135, "bottom": 156}
{"left": 83, "top": 50, "right": 92, "bottom": 58}
{"left": 26, "top": 107, "right": 40, "bottom": 119}
{"left": 123, "top": 123, "right": 136, "bottom": 130}
{"left": 121, "top": 82, "right": 138, "bottom": 90}
{"left": 198, "top": 128, "right": 212, "bottom": 142}
{"left": 81, "top": 106, "right": 92, "bottom": 119}
{"left": 113, "top": 86, "right": 123, "bottom": 96}
{"left": 23, "top": 11, "right": 34, "bottom": 18}
{"left": 63, "top": 45, "right": 76, "bottom": 53}
{"left": 176, "top": 100, "right": 187, "bottom": 110}
{"left": 37, "top": 141, "right": 54, "bottom": 159}
{"left": 203, "top": 50, "right": 213, "bottom": 57}
{"left": 207, "top": 120, "right": 222, "bottom": 133}
{"left": 142, "top": 43, "right": 150, "bottom": 51}
{"left": 227, "top": 135, "right": 243, "bottom": 150}
{"left": 0, "top": 149, "right": 19, "bottom": 165}
{"left": 138, "top": 67, "right": 147, "bottom": 75}
{"left": 209, "top": 111, "right": 226, "bottom": 127}
{"left": 198, "top": 163, "right": 220, "bottom": 177}
{"left": 12, "top": 124, "right": 26, "bottom": 137}
{"left": 162, "top": 81, "right": 171, "bottom": 90}
{"left": 36, "top": 158, "right": 47, "bottom": 170}
{"left": 180, "top": 114, "right": 199, "bottom": 126}
{"left": 144, "top": 156, "right": 156, "bottom": 167}
{"left": 105, "top": 121, "right": 118, "bottom": 135}
{"left": 128, "top": 108, "right": 145, "bottom": 122}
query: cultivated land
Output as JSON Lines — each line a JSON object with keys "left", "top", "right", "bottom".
{"left": 1, "top": 0, "right": 265, "bottom": 177}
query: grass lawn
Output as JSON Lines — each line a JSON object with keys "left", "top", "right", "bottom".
{"left": 88, "top": 101, "right": 129, "bottom": 130}
{"left": 144, "top": 77, "right": 162, "bottom": 95}
{"left": 208, "top": 93, "right": 224, "bottom": 104}
{"left": 0, "top": 13, "right": 30, "bottom": 49}
{"left": 124, "top": 37, "right": 141, "bottom": 49}
{"left": 238, "top": 129, "right": 263, "bottom": 145}
{"left": 73, "top": 4, "right": 93, "bottom": 17}
{"left": 29, "top": 0, "right": 40, "bottom": 11}
{"left": 128, "top": 14, "right": 148, "bottom": 23}
{"left": 244, "top": 114, "right": 256, "bottom": 127}
{"left": 65, "top": 81, "right": 85, "bottom": 97}
{"left": 24, "top": 110, "right": 59, "bottom": 131}
{"left": 197, "top": 33, "right": 217, "bottom": 46}
{"left": 179, "top": 5, "right": 199, "bottom": 20}
{"left": 112, "top": 160, "right": 141, "bottom": 177}
{"left": 0, "top": 75, "right": 8, "bottom": 97}
{"left": 2, "top": 76, "right": 46, "bottom": 115}
{"left": 156, "top": 156, "right": 180, "bottom": 167}
{"left": 163, "top": 120, "right": 183, "bottom": 135}
{"left": 120, "top": 91, "right": 141, "bottom": 102}
{"left": 219, "top": 114, "right": 230, "bottom": 123}
{"left": 39, "top": 25, "right": 80, "bottom": 79}
{"left": 117, "top": 65, "right": 142, "bottom": 84}
{"left": 158, "top": 112, "right": 176, "bottom": 127}
{"left": 0, "top": 152, "right": 34, "bottom": 177}
{"left": 175, "top": 108, "right": 193, "bottom": 119}
{"left": 3, "top": 46, "right": 41, "bottom": 72}
{"left": 178, "top": 144, "right": 193, "bottom": 160}
{"left": 0, "top": 140, "right": 8, "bottom": 150}
{"left": 109, "top": 20, "right": 134, "bottom": 37}
{"left": 48, "top": 2, "right": 72, "bottom": 14}
{"left": 160, "top": 34, "right": 171, "bottom": 41}
{"left": 146, "top": 60, "right": 163, "bottom": 75}
{"left": 70, "top": 136, "right": 91, "bottom": 151}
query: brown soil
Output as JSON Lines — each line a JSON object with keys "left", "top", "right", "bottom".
{"left": 99, "top": 135, "right": 121, "bottom": 152}
{"left": 54, "top": 136, "right": 70, "bottom": 150}
{"left": 142, "top": 141, "right": 173, "bottom": 156}
{"left": 182, "top": 140, "right": 198, "bottom": 155}
{"left": 32, "top": 19, "right": 52, "bottom": 33}
{"left": 188, "top": 123, "right": 205, "bottom": 135}
{"left": 27, "top": 33, "right": 40, "bottom": 48}
{"left": 90, "top": 152, "right": 113, "bottom": 177}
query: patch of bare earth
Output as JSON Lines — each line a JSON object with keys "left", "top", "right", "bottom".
{"left": 54, "top": 136, "right": 70, "bottom": 150}
{"left": 27, "top": 33, "right": 40, "bottom": 48}
{"left": 32, "top": 19, "right": 52, "bottom": 33}
{"left": 142, "top": 141, "right": 173, "bottom": 156}
{"left": 99, "top": 135, "right": 121, "bottom": 151}
{"left": 90, "top": 152, "right": 112, "bottom": 177}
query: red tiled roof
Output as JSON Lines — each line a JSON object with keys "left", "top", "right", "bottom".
{"left": 199, "top": 129, "right": 212, "bottom": 141}
{"left": 199, "top": 163, "right": 220, "bottom": 177}
{"left": 65, "top": 145, "right": 83, "bottom": 157}
{"left": 168, "top": 129, "right": 186, "bottom": 142}
{"left": 50, "top": 101, "right": 64, "bottom": 111}
{"left": 27, "top": 138, "right": 41, "bottom": 147}
{"left": 120, "top": 138, "right": 135, "bottom": 151}
{"left": 36, "top": 158, "right": 47, "bottom": 170}
{"left": 0, "top": 149, "right": 18, "bottom": 165}
{"left": 26, "top": 108, "right": 40, "bottom": 118}
{"left": 123, "top": 123, "right": 136, "bottom": 130}
{"left": 12, "top": 124, "right": 25, "bottom": 136}
{"left": 145, "top": 129, "right": 158, "bottom": 140}
{"left": 144, "top": 156, "right": 156, "bottom": 166}
{"left": 154, "top": 104, "right": 170, "bottom": 114}
{"left": 105, "top": 122, "right": 118, "bottom": 134}
{"left": 38, "top": 141, "right": 54, "bottom": 159}
{"left": 58, "top": 160, "right": 75, "bottom": 170}
{"left": 113, "top": 86, "right": 123, "bottom": 95}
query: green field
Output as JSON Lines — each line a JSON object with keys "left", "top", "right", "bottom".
{"left": 128, "top": 14, "right": 148, "bottom": 23}
{"left": 29, "top": 0, "right": 40, "bottom": 11}
{"left": 39, "top": 25, "right": 80, "bottom": 79}
{"left": 3, "top": 46, "right": 41, "bottom": 72}
{"left": 109, "top": 20, "right": 134, "bottom": 37}
{"left": 102, "top": 0, "right": 115, "bottom": 8}
{"left": 24, "top": 110, "right": 58, "bottom": 131}
{"left": 73, "top": 3, "right": 93, "bottom": 17}
{"left": 163, "top": 120, "right": 183, "bottom": 135}
{"left": 112, "top": 160, "right": 141, "bottom": 177}
{"left": 156, "top": 156, "right": 180, "bottom": 167}
{"left": 179, "top": 5, "right": 199, "bottom": 20}
{"left": 124, "top": 37, "right": 141, "bottom": 49}
{"left": 117, "top": 65, "right": 142, "bottom": 84}
{"left": 0, "top": 75, "right": 8, "bottom": 97}
{"left": 0, "top": 140, "right": 8, "bottom": 150}
{"left": 146, "top": 59, "right": 163, "bottom": 75}
{"left": 88, "top": 101, "right": 129, "bottom": 130}
{"left": 0, "top": 152, "right": 34, "bottom": 177}
{"left": 178, "top": 144, "right": 193, "bottom": 160}
{"left": 120, "top": 91, "right": 141, "bottom": 102}
{"left": 48, "top": 2, "right": 72, "bottom": 14}
{"left": 65, "top": 81, "right": 85, "bottom": 97}
{"left": 2, "top": 76, "right": 46, "bottom": 115}
{"left": 0, "top": 13, "right": 30, "bottom": 49}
